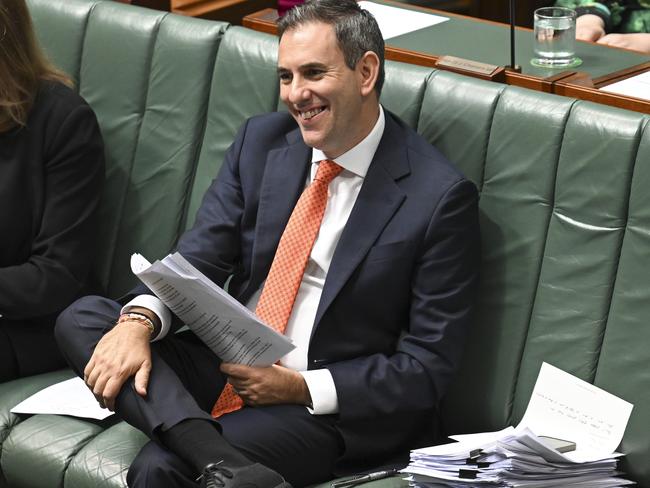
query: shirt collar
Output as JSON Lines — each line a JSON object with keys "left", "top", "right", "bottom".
{"left": 310, "top": 105, "right": 385, "bottom": 178}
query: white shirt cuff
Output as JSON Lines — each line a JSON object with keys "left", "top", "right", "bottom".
{"left": 300, "top": 369, "right": 339, "bottom": 415}
{"left": 121, "top": 295, "right": 171, "bottom": 342}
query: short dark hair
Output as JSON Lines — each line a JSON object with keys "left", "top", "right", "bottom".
{"left": 278, "top": 0, "right": 385, "bottom": 95}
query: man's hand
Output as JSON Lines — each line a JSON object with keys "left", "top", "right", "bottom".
{"left": 220, "top": 363, "right": 312, "bottom": 407}
{"left": 597, "top": 33, "right": 650, "bottom": 54}
{"left": 576, "top": 14, "right": 606, "bottom": 42}
{"left": 84, "top": 320, "right": 152, "bottom": 411}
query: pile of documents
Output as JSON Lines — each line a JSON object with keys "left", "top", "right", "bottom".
{"left": 403, "top": 363, "right": 635, "bottom": 487}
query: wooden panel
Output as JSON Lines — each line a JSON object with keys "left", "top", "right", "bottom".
{"left": 594, "top": 61, "right": 650, "bottom": 87}
{"left": 171, "top": 0, "right": 276, "bottom": 24}
{"left": 124, "top": 0, "right": 172, "bottom": 10}
{"left": 125, "top": 0, "right": 276, "bottom": 24}
{"left": 554, "top": 82, "right": 650, "bottom": 114}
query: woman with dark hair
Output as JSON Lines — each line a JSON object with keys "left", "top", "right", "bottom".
{"left": 0, "top": 0, "right": 104, "bottom": 381}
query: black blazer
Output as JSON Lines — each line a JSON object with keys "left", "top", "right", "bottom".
{"left": 171, "top": 109, "right": 479, "bottom": 464}
{"left": 0, "top": 81, "right": 104, "bottom": 321}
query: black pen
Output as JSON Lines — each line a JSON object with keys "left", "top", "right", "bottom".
{"left": 331, "top": 468, "right": 400, "bottom": 488}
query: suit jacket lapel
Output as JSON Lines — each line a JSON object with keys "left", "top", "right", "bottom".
{"left": 247, "top": 129, "right": 310, "bottom": 298}
{"left": 314, "top": 114, "right": 410, "bottom": 327}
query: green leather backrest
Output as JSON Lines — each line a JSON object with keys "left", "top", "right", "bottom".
{"left": 28, "top": 0, "right": 97, "bottom": 85}
{"left": 28, "top": 0, "right": 228, "bottom": 297}
{"left": 186, "top": 26, "right": 281, "bottom": 229}
{"left": 425, "top": 73, "right": 650, "bottom": 484}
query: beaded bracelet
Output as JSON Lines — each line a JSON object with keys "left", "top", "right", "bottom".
{"left": 117, "top": 312, "right": 155, "bottom": 335}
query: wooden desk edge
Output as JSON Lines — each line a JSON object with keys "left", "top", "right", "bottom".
{"left": 243, "top": 9, "right": 555, "bottom": 91}
{"left": 243, "top": 8, "right": 650, "bottom": 114}
{"left": 592, "top": 61, "right": 650, "bottom": 87}
{"left": 242, "top": 8, "right": 278, "bottom": 33}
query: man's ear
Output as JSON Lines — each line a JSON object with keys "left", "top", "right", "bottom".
{"left": 357, "top": 51, "right": 380, "bottom": 97}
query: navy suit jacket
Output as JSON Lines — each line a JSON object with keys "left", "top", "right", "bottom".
{"left": 172, "top": 109, "right": 479, "bottom": 465}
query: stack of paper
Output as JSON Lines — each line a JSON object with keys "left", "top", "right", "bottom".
{"left": 402, "top": 363, "right": 634, "bottom": 487}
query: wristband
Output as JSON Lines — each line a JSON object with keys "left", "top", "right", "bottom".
{"left": 117, "top": 312, "right": 155, "bottom": 335}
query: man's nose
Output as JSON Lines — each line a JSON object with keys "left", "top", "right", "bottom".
{"left": 287, "top": 78, "right": 310, "bottom": 104}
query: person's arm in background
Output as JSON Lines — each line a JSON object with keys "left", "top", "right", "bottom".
{"left": 555, "top": 0, "right": 650, "bottom": 53}
{"left": 576, "top": 13, "right": 607, "bottom": 41}
{"left": 598, "top": 3, "right": 650, "bottom": 54}
{"left": 598, "top": 32, "right": 650, "bottom": 52}
{"left": 0, "top": 97, "right": 104, "bottom": 319}
{"left": 554, "top": 0, "right": 612, "bottom": 40}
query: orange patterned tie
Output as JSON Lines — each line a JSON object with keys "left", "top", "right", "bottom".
{"left": 211, "top": 160, "right": 343, "bottom": 418}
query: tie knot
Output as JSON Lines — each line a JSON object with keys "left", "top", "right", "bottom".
{"left": 314, "top": 159, "right": 343, "bottom": 185}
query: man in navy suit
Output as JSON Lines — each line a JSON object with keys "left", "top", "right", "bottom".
{"left": 56, "top": 1, "right": 479, "bottom": 487}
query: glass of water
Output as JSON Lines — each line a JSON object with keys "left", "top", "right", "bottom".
{"left": 532, "top": 7, "right": 581, "bottom": 68}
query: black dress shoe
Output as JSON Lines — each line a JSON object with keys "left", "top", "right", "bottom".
{"left": 199, "top": 462, "right": 293, "bottom": 488}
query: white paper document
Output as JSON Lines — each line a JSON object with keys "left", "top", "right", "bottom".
{"left": 11, "top": 377, "right": 114, "bottom": 420}
{"left": 518, "top": 362, "right": 633, "bottom": 462}
{"left": 131, "top": 252, "right": 295, "bottom": 366}
{"left": 403, "top": 362, "right": 635, "bottom": 487}
{"left": 358, "top": 1, "right": 448, "bottom": 40}
{"left": 600, "top": 71, "right": 650, "bottom": 101}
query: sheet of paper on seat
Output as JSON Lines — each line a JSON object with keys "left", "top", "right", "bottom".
{"left": 358, "top": 1, "right": 448, "bottom": 40}
{"left": 600, "top": 71, "right": 650, "bottom": 101}
{"left": 517, "top": 362, "right": 633, "bottom": 463}
{"left": 10, "top": 377, "right": 113, "bottom": 420}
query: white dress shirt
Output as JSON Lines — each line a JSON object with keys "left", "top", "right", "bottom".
{"left": 124, "top": 106, "right": 386, "bottom": 415}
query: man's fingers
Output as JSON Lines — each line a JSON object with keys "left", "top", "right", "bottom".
{"left": 228, "top": 377, "right": 247, "bottom": 391}
{"left": 102, "top": 378, "right": 124, "bottom": 411}
{"left": 92, "top": 374, "right": 109, "bottom": 401}
{"left": 134, "top": 360, "right": 151, "bottom": 397}
{"left": 84, "top": 355, "right": 100, "bottom": 385}
{"left": 83, "top": 358, "right": 95, "bottom": 382}
{"left": 85, "top": 365, "right": 102, "bottom": 391}
{"left": 220, "top": 362, "right": 245, "bottom": 376}
{"left": 222, "top": 362, "right": 256, "bottom": 372}
{"left": 92, "top": 391, "right": 105, "bottom": 409}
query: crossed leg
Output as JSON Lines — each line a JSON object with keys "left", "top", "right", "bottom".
{"left": 56, "top": 296, "right": 342, "bottom": 487}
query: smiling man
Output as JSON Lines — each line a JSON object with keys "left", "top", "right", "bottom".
{"left": 55, "top": 1, "right": 479, "bottom": 487}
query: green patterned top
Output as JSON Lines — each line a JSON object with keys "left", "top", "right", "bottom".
{"left": 554, "top": 0, "right": 650, "bottom": 33}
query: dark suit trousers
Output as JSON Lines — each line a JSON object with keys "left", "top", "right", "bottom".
{"left": 55, "top": 296, "right": 343, "bottom": 487}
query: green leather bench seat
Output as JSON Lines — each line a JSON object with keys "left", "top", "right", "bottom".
{"left": 1, "top": 1, "right": 649, "bottom": 487}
